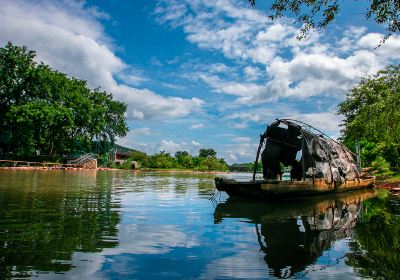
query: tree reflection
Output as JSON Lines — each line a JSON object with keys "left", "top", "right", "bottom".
{"left": 214, "top": 190, "right": 376, "bottom": 278}
{"left": 0, "top": 171, "right": 121, "bottom": 279}
{"left": 346, "top": 194, "right": 400, "bottom": 280}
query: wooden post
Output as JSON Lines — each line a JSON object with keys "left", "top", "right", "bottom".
{"left": 355, "top": 140, "right": 362, "bottom": 173}
{"left": 301, "top": 137, "right": 306, "bottom": 181}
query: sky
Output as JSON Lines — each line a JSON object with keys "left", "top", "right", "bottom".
{"left": 1, "top": 0, "right": 400, "bottom": 163}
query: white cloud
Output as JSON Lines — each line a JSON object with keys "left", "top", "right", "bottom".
{"left": 156, "top": 139, "right": 202, "bottom": 155}
{"left": 224, "top": 105, "right": 296, "bottom": 123}
{"left": 232, "top": 137, "right": 252, "bottom": 143}
{"left": 243, "top": 66, "right": 262, "bottom": 81}
{"left": 155, "top": 0, "right": 400, "bottom": 105}
{"left": 284, "top": 111, "right": 344, "bottom": 138}
{"left": 198, "top": 73, "right": 267, "bottom": 99}
{"left": 189, "top": 123, "right": 204, "bottom": 130}
{"left": 112, "top": 85, "right": 204, "bottom": 120}
{"left": 191, "top": 140, "right": 201, "bottom": 147}
{"left": 116, "top": 128, "right": 153, "bottom": 151}
{"left": 223, "top": 142, "right": 259, "bottom": 164}
{"left": 0, "top": 0, "right": 203, "bottom": 121}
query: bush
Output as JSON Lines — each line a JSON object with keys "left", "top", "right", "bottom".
{"left": 371, "top": 156, "right": 393, "bottom": 175}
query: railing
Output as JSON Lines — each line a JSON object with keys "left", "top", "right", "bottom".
{"left": 68, "top": 153, "right": 98, "bottom": 165}
{"left": 0, "top": 160, "right": 81, "bottom": 168}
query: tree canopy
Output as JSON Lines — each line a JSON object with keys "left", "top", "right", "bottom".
{"left": 249, "top": 0, "right": 400, "bottom": 41}
{"left": 0, "top": 42, "right": 128, "bottom": 158}
{"left": 127, "top": 148, "right": 229, "bottom": 171}
{"left": 338, "top": 65, "right": 400, "bottom": 168}
{"left": 198, "top": 148, "right": 217, "bottom": 158}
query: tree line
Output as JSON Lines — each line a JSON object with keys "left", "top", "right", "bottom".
{"left": 338, "top": 65, "right": 400, "bottom": 174}
{"left": 117, "top": 148, "right": 229, "bottom": 171}
{"left": 0, "top": 42, "right": 128, "bottom": 159}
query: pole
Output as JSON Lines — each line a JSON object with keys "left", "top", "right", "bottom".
{"left": 253, "top": 134, "right": 265, "bottom": 181}
{"left": 301, "top": 137, "right": 306, "bottom": 180}
{"left": 355, "top": 140, "right": 362, "bottom": 173}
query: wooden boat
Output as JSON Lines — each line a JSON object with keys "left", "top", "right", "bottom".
{"left": 215, "top": 176, "right": 375, "bottom": 200}
{"left": 215, "top": 119, "right": 376, "bottom": 200}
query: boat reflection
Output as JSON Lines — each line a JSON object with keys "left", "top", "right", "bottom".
{"left": 214, "top": 190, "right": 377, "bottom": 278}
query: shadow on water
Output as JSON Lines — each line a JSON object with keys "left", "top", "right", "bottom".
{"left": 214, "top": 190, "right": 378, "bottom": 278}
{"left": 0, "top": 170, "right": 122, "bottom": 279}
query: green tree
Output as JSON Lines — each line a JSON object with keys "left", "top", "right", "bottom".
{"left": 149, "top": 151, "right": 176, "bottom": 169}
{"left": 198, "top": 148, "right": 217, "bottom": 158}
{"left": 249, "top": 0, "right": 400, "bottom": 41}
{"left": 0, "top": 42, "right": 128, "bottom": 158}
{"left": 129, "top": 150, "right": 150, "bottom": 167}
{"left": 338, "top": 65, "right": 400, "bottom": 167}
{"left": 175, "top": 151, "right": 193, "bottom": 169}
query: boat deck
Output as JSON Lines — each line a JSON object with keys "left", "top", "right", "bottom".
{"left": 215, "top": 176, "right": 376, "bottom": 199}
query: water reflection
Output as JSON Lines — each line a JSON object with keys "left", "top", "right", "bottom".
{"left": 346, "top": 193, "right": 400, "bottom": 280}
{"left": 214, "top": 190, "right": 376, "bottom": 278}
{"left": 1, "top": 170, "right": 399, "bottom": 279}
{"left": 0, "top": 170, "right": 121, "bottom": 279}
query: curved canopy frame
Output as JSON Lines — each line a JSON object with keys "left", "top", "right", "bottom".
{"left": 253, "top": 119, "right": 357, "bottom": 183}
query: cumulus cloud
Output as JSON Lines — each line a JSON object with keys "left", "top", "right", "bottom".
{"left": 116, "top": 128, "right": 154, "bottom": 151}
{"left": 284, "top": 111, "right": 344, "bottom": 138}
{"left": 191, "top": 140, "right": 201, "bottom": 147}
{"left": 0, "top": 0, "right": 204, "bottom": 120}
{"left": 223, "top": 141, "right": 259, "bottom": 163}
{"left": 155, "top": 139, "right": 202, "bottom": 155}
{"left": 155, "top": 0, "right": 400, "bottom": 105}
{"left": 198, "top": 73, "right": 266, "bottom": 99}
{"left": 224, "top": 105, "right": 296, "bottom": 123}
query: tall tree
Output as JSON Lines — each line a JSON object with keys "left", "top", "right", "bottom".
{"left": 0, "top": 42, "right": 128, "bottom": 157}
{"left": 198, "top": 148, "right": 217, "bottom": 158}
{"left": 338, "top": 65, "right": 400, "bottom": 167}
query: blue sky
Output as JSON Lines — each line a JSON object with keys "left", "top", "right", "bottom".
{"left": 1, "top": 0, "right": 400, "bottom": 163}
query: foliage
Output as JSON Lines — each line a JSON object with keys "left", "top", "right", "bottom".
{"left": 230, "top": 161, "right": 263, "bottom": 172}
{"left": 0, "top": 42, "right": 128, "bottom": 158}
{"left": 249, "top": 0, "right": 400, "bottom": 41}
{"left": 126, "top": 148, "right": 229, "bottom": 171}
{"left": 338, "top": 65, "right": 400, "bottom": 167}
{"left": 175, "top": 151, "right": 194, "bottom": 169}
{"left": 371, "top": 156, "right": 393, "bottom": 175}
{"left": 198, "top": 148, "right": 217, "bottom": 158}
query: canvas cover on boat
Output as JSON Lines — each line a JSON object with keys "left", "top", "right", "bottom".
{"left": 300, "top": 129, "right": 359, "bottom": 184}
{"left": 259, "top": 119, "right": 360, "bottom": 183}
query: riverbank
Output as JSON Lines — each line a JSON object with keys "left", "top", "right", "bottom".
{"left": 374, "top": 173, "right": 400, "bottom": 193}
{"left": 2, "top": 165, "right": 399, "bottom": 187}
{"left": 0, "top": 165, "right": 231, "bottom": 174}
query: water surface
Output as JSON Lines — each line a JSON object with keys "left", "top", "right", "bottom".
{"left": 0, "top": 170, "right": 399, "bottom": 279}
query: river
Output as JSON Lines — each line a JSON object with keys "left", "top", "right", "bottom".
{"left": 0, "top": 170, "right": 399, "bottom": 279}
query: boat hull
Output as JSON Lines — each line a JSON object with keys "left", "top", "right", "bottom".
{"left": 215, "top": 176, "right": 375, "bottom": 200}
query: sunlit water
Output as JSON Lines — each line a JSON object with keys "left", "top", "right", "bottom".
{"left": 0, "top": 170, "right": 399, "bottom": 279}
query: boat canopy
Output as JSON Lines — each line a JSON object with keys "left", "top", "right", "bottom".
{"left": 254, "top": 119, "right": 359, "bottom": 184}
